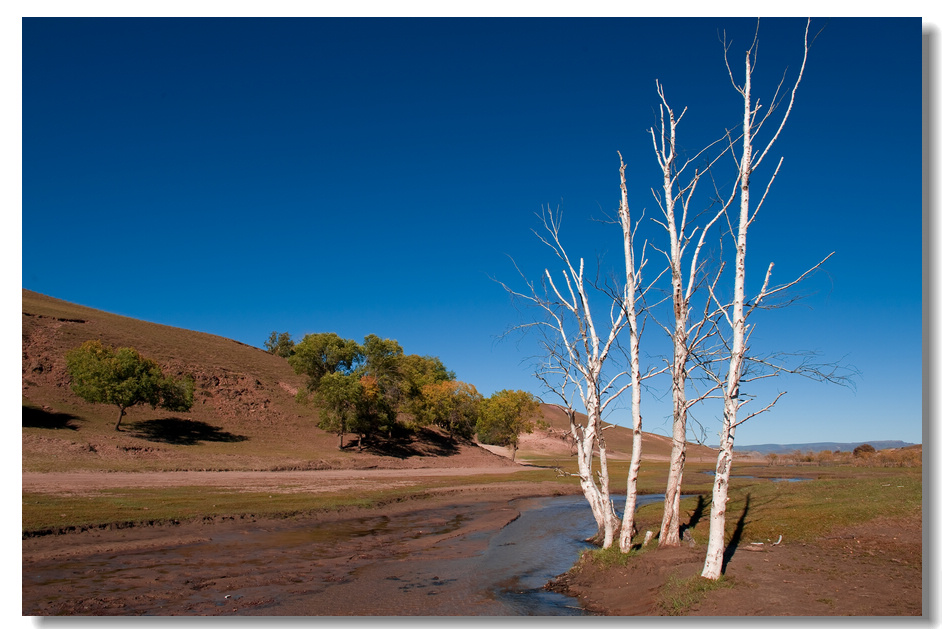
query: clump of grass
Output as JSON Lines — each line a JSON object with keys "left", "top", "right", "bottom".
{"left": 657, "top": 574, "right": 734, "bottom": 615}
{"left": 585, "top": 543, "right": 640, "bottom": 568}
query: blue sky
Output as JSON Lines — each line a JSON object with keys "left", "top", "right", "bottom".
{"left": 19, "top": 16, "right": 925, "bottom": 446}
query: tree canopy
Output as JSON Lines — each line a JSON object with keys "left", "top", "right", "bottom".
{"left": 275, "top": 329, "right": 545, "bottom": 453}
{"left": 477, "top": 389, "right": 542, "bottom": 460}
{"left": 65, "top": 340, "right": 194, "bottom": 431}
{"left": 412, "top": 380, "right": 483, "bottom": 439}
{"left": 264, "top": 331, "right": 295, "bottom": 358}
{"left": 288, "top": 332, "right": 361, "bottom": 392}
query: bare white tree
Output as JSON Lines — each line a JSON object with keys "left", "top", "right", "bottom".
{"left": 502, "top": 207, "right": 631, "bottom": 548}
{"left": 645, "top": 83, "right": 735, "bottom": 548}
{"left": 700, "top": 18, "right": 823, "bottom": 580}
{"left": 614, "top": 152, "right": 662, "bottom": 551}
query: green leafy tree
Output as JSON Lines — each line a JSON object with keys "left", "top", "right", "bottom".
{"left": 314, "top": 372, "right": 394, "bottom": 450}
{"left": 313, "top": 372, "right": 361, "bottom": 449}
{"left": 264, "top": 331, "right": 295, "bottom": 358}
{"left": 399, "top": 354, "right": 456, "bottom": 421}
{"left": 358, "top": 334, "right": 405, "bottom": 404}
{"left": 65, "top": 340, "right": 194, "bottom": 431}
{"left": 400, "top": 354, "right": 455, "bottom": 396}
{"left": 412, "top": 380, "right": 483, "bottom": 439}
{"left": 288, "top": 332, "right": 361, "bottom": 392}
{"left": 353, "top": 374, "right": 397, "bottom": 446}
{"left": 477, "top": 390, "right": 542, "bottom": 461}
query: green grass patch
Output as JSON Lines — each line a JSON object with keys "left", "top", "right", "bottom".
{"left": 23, "top": 488, "right": 372, "bottom": 534}
{"left": 22, "top": 469, "right": 564, "bottom": 535}
{"left": 584, "top": 543, "right": 644, "bottom": 568}
{"left": 710, "top": 466, "right": 921, "bottom": 543}
{"left": 519, "top": 458, "right": 717, "bottom": 496}
{"left": 615, "top": 465, "right": 921, "bottom": 547}
{"left": 658, "top": 574, "right": 734, "bottom": 615}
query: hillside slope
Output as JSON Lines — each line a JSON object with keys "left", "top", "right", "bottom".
{"left": 21, "top": 289, "right": 718, "bottom": 472}
{"left": 509, "top": 402, "right": 718, "bottom": 463}
{"left": 22, "top": 290, "right": 512, "bottom": 472}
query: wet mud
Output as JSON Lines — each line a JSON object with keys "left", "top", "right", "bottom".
{"left": 24, "top": 488, "right": 602, "bottom": 616}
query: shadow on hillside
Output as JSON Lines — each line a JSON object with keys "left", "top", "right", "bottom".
{"left": 22, "top": 405, "right": 81, "bottom": 430}
{"left": 355, "top": 428, "right": 461, "bottom": 459}
{"left": 128, "top": 418, "right": 249, "bottom": 446}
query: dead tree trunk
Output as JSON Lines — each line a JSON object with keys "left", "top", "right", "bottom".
{"left": 645, "top": 82, "right": 730, "bottom": 548}
{"left": 615, "top": 153, "right": 649, "bottom": 551}
{"left": 501, "top": 207, "right": 631, "bottom": 549}
{"left": 702, "top": 19, "right": 812, "bottom": 580}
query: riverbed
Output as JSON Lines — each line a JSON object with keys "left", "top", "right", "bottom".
{"left": 23, "top": 491, "right": 664, "bottom": 616}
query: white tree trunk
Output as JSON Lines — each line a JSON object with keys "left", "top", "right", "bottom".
{"left": 660, "top": 306, "right": 688, "bottom": 547}
{"left": 702, "top": 19, "right": 810, "bottom": 580}
{"left": 619, "top": 418, "right": 643, "bottom": 550}
{"left": 702, "top": 410, "right": 737, "bottom": 578}
{"left": 597, "top": 431, "right": 618, "bottom": 548}
{"left": 702, "top": 38, "right": 753, "bottom": 581}
{"left": 645, "top": 85, "right": 728, "bottom": 549}
{"left": 660, "top": 395, "right": 687, "bottom": 546}
{"left": 617, "top": 154, "right": 645, "bottom": 552}
{"left": 569, "top": 397, "right": 618, "bottom": 547}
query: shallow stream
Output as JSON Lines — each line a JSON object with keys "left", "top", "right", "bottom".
{"left": 482, "top": 493, "right": 665, "bottom": 614}
{"left": 25, "top": 493, "right": 665, "bottom": 616}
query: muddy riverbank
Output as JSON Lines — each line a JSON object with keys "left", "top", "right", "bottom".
{"left": 23, "top": 482, "right": 585, "bottom": 616}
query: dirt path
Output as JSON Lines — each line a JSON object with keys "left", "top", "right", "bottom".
{"left": 22, "top": 466, "right": 540, "bottom": 496}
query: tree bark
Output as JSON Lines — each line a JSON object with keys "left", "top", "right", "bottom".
{"left": 659, "top": 315, "right": 688, "bottom": 547}
{"left": 114, "top": 406, "right": 126, "bottom": 431}
{"left": 702, "top": 39, "right": 753, "bottom": 581}
{"left": 702, "top": 19, "right": 810, "bottom": 579}
{"left": 702, "top": 415, "right": 736, "bottom": 578}
{"left": 616, "top": 154, "right": 645, "bottom": 552}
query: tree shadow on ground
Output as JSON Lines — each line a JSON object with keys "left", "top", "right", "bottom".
{"left": 680, "top": 495, "right": 706, "bottom": 540}
{"left": 721, "top": 493, "right": 751, "bottom": 574}
{"left": 128, "top": 418, "right": 249, "bottom": 446}
{"left": 354, "top": 428, "right": 461, "bottom": 458}
{"left": 22, "top": 405, "right": 82, "bottom": 430}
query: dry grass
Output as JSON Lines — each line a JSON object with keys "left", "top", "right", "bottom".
{"left": 23, "top": 469, "right": 566, "bottom": 536}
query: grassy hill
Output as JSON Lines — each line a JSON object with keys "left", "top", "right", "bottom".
{"left": 22, "top": 289, "right": 718, "bottom": 473}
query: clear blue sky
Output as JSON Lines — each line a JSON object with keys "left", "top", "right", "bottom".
{"left": 20, "top": 16, "right": 925, "bottom": 446}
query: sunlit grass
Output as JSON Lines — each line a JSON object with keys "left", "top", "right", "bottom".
{"left": 658, "top": 574, "right": 734, "bottom": 615}
{"left": 720, "top": 467, "right": 922, "bottom": 543}
{"left": 520, "top": 457, "right": 717, "bottom": 496}
{"left": 580, "top": 464, "right": 921, "bottom": 564}
{"left": 22, "top": 468, "right": 564, "bottom": 535}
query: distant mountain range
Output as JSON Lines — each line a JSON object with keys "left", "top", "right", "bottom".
{"left": 719, "top": 441, "right": 918, "bottom": 455}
